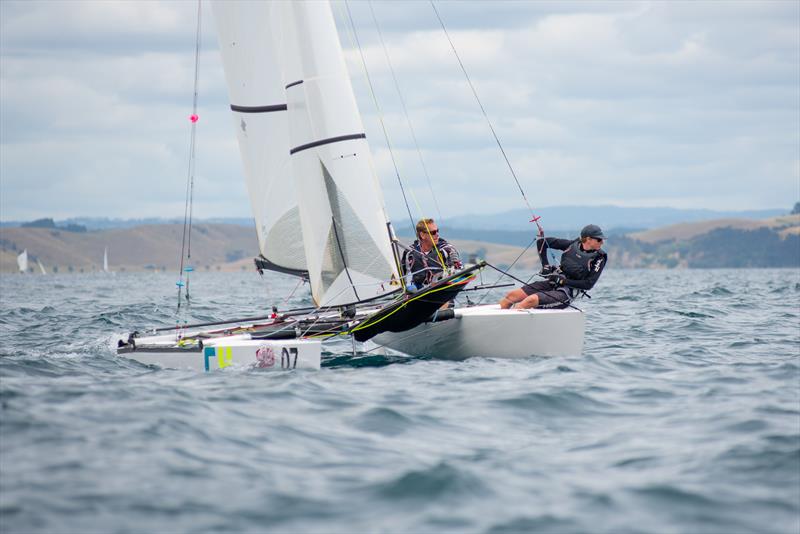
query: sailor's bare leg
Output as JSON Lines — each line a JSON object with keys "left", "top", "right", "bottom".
{"left": 514, "top": 294, "right": 540, "bottom": 309}
{"left": 500, "top": 288, "right": 527, "bottom": 309}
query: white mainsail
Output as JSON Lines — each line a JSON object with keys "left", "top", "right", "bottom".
{"left": 279, "top": 1, "right": 400, "bottom": 306}
{"left": 212, "top": 0, "right": 307, "bottom": 276}
{"left": 17, "top": 249, "right": 28, "bottom": 273}
{"left": 37, "top": 259, "right": 46, "bottom": 275}
{"left": 103, "top": 247, "right": 109, "bottom": 273}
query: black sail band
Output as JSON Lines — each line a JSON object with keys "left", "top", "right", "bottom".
{"left": 290, "top": 133, "right": 366, "bottom": 155}
{"left": 230, "top": 104, "right": 287, "bottom": 113}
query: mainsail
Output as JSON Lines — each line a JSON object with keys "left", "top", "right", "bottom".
{"left": 212, "top": 1, "right": 307, "bottom": 277}
{"left": 213, "top": 0, "right": 399, "bottom": 307}
{"left": 279, "top": 1, "right": 400, "bottom": 307}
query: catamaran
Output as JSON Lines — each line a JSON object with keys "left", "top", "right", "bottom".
{"left": 116, "top": 0, "right": 584, "bottom": 371}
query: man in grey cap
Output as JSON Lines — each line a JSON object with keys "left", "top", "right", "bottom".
{"left": 499, "top": 224, "right": 607, "bottom": 310}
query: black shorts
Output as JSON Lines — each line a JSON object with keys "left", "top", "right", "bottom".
{"left": 521, "top": 280, "right": 571, "bottom": 309}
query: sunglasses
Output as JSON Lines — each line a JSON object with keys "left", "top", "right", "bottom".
{"left": 421, "top": 229, "right": 439, "bottom": 236}
{"left": 593, "top": 237, "right": 604, "bottom": 243}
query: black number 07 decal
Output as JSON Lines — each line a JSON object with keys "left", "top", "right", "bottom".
{"left": 281, "top": 347, "right": 298, "bottom": 369}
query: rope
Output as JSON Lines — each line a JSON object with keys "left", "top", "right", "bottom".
{"left": 176, "top": 0, "right": 202, "bottom": 319}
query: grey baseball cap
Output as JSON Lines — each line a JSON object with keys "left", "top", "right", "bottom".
{"left": 580, "top": 224, "right": 606, "bottom": 240}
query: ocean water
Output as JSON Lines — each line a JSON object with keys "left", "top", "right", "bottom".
{"left": 1, "top": 268, "right": 798, "bottom": 533}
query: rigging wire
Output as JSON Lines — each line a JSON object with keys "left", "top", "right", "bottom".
{"left": 430, "top": 0, "right": 550, "bottom": 288}
{"left": 342, "top": 0, "right": 415, "bottom": 230}
{"left": 341, "top": 1, "right": 448, "bottom": 276}
{"left": 429, "top": 0, "right": 537, "bottom": 222}
{"left": 176, "top": 0, "right": 202, "bottom": 317}
{"left": 367, "top": 0, "right": 442, "bottom": 222}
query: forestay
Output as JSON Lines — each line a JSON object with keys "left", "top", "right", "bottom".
{"left": 278, "top": 1, "right": 400, "bottom": 307}
{"left": 212, "top": 1, "right": 307, "bottom": 276}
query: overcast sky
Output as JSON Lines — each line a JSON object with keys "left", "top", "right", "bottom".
{"left": 1, "top": 0, "right": 798, "bottom": 223}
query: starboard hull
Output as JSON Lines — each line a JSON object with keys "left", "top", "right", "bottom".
{"left": 371, "top": 304, "right": 585, "bottom": 360}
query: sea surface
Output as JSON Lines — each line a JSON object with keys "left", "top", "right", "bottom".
{"left": 1, "top": 268, "right": 798, "bottom": 533}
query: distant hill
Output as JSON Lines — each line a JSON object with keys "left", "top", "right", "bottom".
{"left": 0, "top": 224, "right": 258, "bottom": 274}
{"left": 0, "top": 224, "right": 534, "bottom": 274}
{"left": 609, "top": 215, "right": 800, "bottom": 268}
{"left": 441, "top": 206, "right": 788, "bottom": 233}
{"left": 1, "top": 205, "right": 790, "bottom": 233}
{"left": 2, "top": 215, "right": 797, "bottom": 274}
{"left": 629, "top": 215, "right": 800, "bottom": 243}
{"left": 0, "top": 217, "right": 255, "bottom": 231}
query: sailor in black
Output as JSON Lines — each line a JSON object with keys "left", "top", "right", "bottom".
{"left": 402, "top": 218, "right": 462, "bottom": 290}
{"left": 500, "top": 224, "right": 607, "bottom": 309}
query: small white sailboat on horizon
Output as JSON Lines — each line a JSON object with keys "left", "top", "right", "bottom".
{"left": 17, "top": 249, "right": 28, "bottom": 274}
{"left": 116, "top": 0, "right": 584, "bottom": 371}
{"left": 103, "top": 247, "right": 112, "bottom": 274}
{"left": 37, "top": 259, "right": 46, "bottom": 275}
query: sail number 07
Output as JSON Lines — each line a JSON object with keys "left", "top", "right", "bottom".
{"left": 281, "top": 347, "right": 299, "bottom": 369}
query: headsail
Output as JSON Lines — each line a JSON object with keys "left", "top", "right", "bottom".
{"left": 280, "top": 1, "right": 400, "bottom": 307}
{"left": 212, "top": 1, "right": 308, "bottom": 277}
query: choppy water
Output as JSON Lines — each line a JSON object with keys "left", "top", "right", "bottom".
{"left": 1, "top": 269, "right": 798, "bottom": 533}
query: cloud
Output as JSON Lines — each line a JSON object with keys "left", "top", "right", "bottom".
{"left": 1, "top": 0, "right": 798, "bottom": 223}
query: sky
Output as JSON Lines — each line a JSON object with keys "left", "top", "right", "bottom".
{"left": 1, "top": 0, "right": 798, "bottom": 223}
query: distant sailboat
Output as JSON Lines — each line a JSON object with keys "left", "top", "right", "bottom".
{"left": 103, "top": 247, "right": 110, "bottom": 273}
{"left": 37, "top": 259, "right": 47, "bottom": 275}
{"left": 17, "top": 250, "right": 28, "bottom": 273}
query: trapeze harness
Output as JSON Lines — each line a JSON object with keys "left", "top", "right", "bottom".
{"left": 403, "top": 240, "right": 459, "bottom": 288}
{"left": 546, "top": 239, "right": 606, "bottom": 308}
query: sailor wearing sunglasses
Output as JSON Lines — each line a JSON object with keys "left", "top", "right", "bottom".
{"left": 402, "top": 218, "right": 462, "bottom": 290}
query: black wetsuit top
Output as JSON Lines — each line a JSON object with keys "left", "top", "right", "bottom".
{"left": 538, "top": 237, "right": 607, "bottom": 294}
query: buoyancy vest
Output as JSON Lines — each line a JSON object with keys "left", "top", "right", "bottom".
{"left": 559, "top": 240, "right": 602, "bottom": 280}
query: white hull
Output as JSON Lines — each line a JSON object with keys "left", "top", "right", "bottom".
{"left": 372, "top": 304, "right": 584, "bottom": 360}
{"left": 117, "top": 331, "right": 321, "bottom": 371}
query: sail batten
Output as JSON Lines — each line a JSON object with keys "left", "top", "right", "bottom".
{"left": 230, "top": 104, "right": 288, "bottom": 113}
{"left": 290, "top": 133, "right": 366, "bottom": 155}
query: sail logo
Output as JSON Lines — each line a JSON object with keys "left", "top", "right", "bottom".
{"left": 255, "top": 346, "right": 275, "bottom": 368}
{"left": 204, "top": 346, "right": 233, "bottom": 371}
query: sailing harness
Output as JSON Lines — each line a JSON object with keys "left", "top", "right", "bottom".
{"left": 400, "top": 238, "right": 461, "bottom": 288}
{"left": 536, "top": 239, "right": 606, "bottom": 308}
